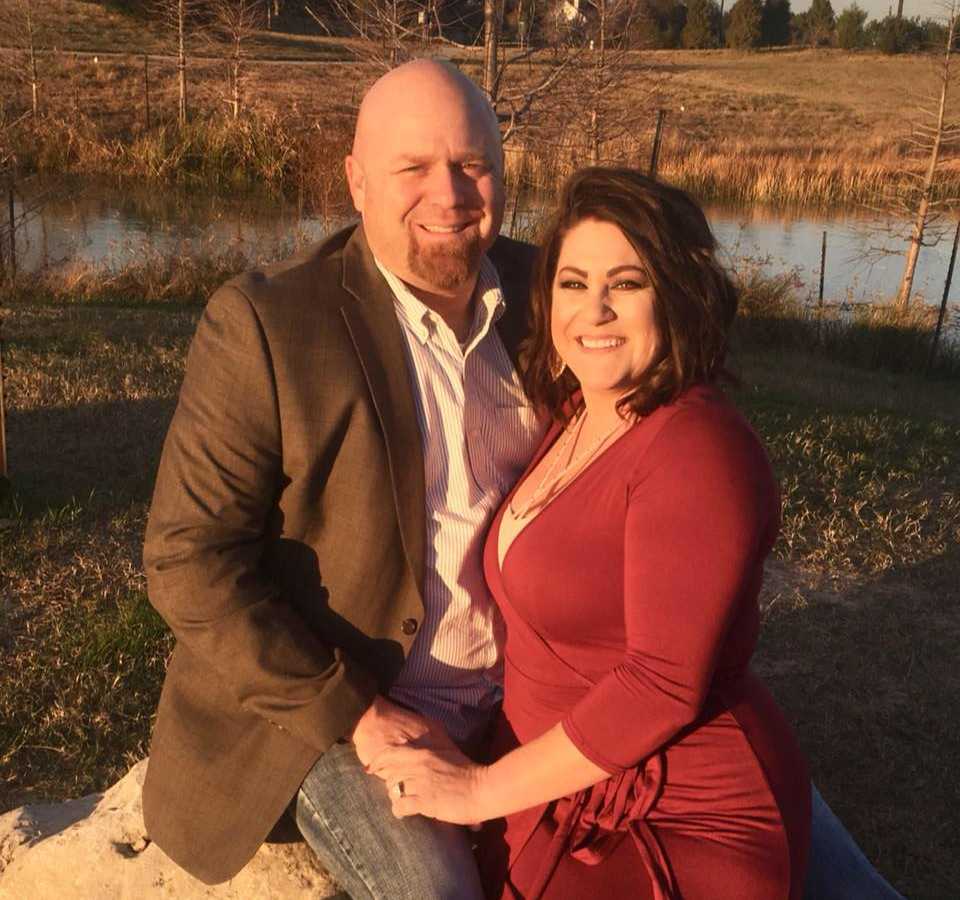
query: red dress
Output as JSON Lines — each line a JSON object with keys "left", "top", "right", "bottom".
{"left": 479, "top": 385, "right": 810, "bottom": 900}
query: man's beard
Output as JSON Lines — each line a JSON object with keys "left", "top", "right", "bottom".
{"left": 407, "top": 227, "right": 484, "bottom": 291}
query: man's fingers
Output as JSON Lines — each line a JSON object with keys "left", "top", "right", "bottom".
{"left": 367, "top": 743, "right": 420, "bottom": 776}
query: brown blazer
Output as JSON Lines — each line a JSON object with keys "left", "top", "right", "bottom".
{"left": 141, "top": 224, "right": 535, "bottom": 884}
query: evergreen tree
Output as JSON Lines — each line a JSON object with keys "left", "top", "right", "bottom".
{"left": 836, "top": 3, "right": 867, "bottom": 48}
{"left": 806, "top": 0, "right": 836, "bottom": 44}
{"left": 682, "top": 0, "right": 720, "bottom": 47}
{"left": 726, "top": 0, "right": 763, "bottom": 47}
{"left": 761, "top": 0, "right": 790, "bottom": 44}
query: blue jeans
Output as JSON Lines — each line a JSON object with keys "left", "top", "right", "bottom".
{"left": 297, "top": 744, "right": 901, "bottom": 900}
{"left": 295, "top": 740, "right": 484, "bottom": 900}
{"left": 805, "top": 783, "right": 905, "bottom": 900}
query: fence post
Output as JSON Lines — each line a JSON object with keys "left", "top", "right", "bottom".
{"left": 925, "top": 219, "right": 960, "bottom": 377}
{"left": 144, "top": 54, "right": 151, "bottom": 131}
{"left": 817, "top": 230, "right": 827, "bottom": 347}
{"left": 648, "top": 109, "right": 666, "bottom": 179}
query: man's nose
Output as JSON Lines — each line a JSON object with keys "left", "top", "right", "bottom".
{"left": 424, "top": 164, "right": 468, "bottom": 208}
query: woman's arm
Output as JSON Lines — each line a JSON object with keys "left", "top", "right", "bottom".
{"left": 368, "top": 722, "right": 609, "bottom": 824}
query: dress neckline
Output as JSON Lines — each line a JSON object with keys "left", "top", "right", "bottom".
{"left": 495, "top": 418, "right": 637, "bottom": 574}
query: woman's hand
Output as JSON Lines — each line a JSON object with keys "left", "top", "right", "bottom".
{"left": 366, "top": 741, "right": 489, "bottom": 825}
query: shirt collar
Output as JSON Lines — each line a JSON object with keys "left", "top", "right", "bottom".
{"left": 375, "top": 255, "right": 506, "bottom": 347}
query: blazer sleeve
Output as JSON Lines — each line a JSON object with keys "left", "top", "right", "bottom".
{"left": 561, "top": 404, "right": 777, "bottom": 773}
{"left": 143, "top": 284, "right": 377, "bottom": 753}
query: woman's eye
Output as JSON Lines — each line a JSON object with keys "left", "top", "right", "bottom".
{"left": 614, "top": 279, "right": 646, "bottom": 290}
{"left": 558, "top": 280, "right": 586, "bottom": 290}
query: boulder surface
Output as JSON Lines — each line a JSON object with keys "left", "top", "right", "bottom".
{"left": 0, "top": 760, "right": 338, "bottom": 899}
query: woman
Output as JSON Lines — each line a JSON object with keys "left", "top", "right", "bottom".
{"left": 369, "top": 168, "right": 811, "bottom": 899}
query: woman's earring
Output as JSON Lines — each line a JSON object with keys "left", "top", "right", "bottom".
{"left": 550, "top": 353, "right": 567, "bottom": 381}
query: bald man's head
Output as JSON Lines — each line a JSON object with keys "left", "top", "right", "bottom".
{"left": 352, "top": 60, "right": 503, "bottom": 172}
{"left": 345, "top": 60, "right": 505, "bottom": 301}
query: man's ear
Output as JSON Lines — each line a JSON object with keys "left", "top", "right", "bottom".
{"left": 345, "top": 156, "right": 365, "bottom": 214}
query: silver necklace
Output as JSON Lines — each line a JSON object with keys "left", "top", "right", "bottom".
{"left": 508, "top": 410, "right": 629, "bottom": 521}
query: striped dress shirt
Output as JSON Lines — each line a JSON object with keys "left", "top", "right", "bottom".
{"left": 377, "top": 256, "right": 548, "bottom": 744}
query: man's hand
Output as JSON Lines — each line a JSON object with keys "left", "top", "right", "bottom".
{"left": 350, "top": 695, "right": 451, "bottom": 768}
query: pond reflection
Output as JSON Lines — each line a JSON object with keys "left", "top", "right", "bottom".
{"left": 6, "top": 176, "right": 960, "bottom": 310}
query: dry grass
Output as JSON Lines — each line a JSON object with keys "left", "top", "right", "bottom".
{"left": 3, "top": 3, "right": 960, "bottom": 206}
{"left": 732, "top": 348, "right": 960, "bottom": 899}
{"left": 0, "top": 304, "right": 197, "bottom": 809}
{"left": 0, "top": 257, "right": 958, "bottom": 895}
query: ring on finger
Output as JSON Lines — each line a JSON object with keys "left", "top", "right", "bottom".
{"left": 392, "top": 780, "right": 406, "bottom": 799}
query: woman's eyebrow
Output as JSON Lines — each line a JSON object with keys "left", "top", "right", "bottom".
{"left": 557, "top": 266, "right": 588, "bottom": 277}
{"left": 607, "top": 265, "right": 645, "bottom": 277}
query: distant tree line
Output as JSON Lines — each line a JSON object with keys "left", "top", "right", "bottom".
{"left": 78, "top": 0, "right": 960, "bottom": 55}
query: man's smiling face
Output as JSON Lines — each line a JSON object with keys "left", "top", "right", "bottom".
{"left": 346, "top": 62, "right": 505, "bottom": 298}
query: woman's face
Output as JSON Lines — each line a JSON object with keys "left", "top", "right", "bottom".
{"left": 550, "top": 218, "right": 661, "bottom": 403}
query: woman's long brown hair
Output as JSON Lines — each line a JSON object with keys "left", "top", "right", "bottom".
{"left": 521, "top": 167, "right": 739, "bottom": 422}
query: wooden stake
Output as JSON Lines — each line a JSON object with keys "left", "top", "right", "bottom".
{"left": 926, "top": 219, "right": 960, "bottom": 376}
{"left": 817, "top": 230, "right": 827, "bottom": 347}
{"left": 144, "top": 54, "right": 151, "bottom": 131}
{"left": 649, "top": 109, "right": 666, "bottom": 179}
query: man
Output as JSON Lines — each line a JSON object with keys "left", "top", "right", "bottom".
{"left": 143, "top": 59, "right": 903, "bottom": 899}
{"left": 143, "top": 60, "right": 536, "bottom": 898}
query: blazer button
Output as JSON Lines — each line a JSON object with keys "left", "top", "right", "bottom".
{"left": 401, "top": 618, "right": 419, "bottom": 636}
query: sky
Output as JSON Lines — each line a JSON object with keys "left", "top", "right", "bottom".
{"left": 790, "top": 0, "right": 951, "bottom": 18}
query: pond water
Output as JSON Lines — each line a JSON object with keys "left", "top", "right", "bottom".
{"left": 6, "top": 176, "right": 960, "bottom": 310}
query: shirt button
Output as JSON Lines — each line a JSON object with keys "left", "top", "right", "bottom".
{"left": 401, "top": 618, "right": 419, "bottom": 636}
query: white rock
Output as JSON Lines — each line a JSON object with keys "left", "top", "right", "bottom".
{"left": 0, "top": 760, "right": 338, "bottom": 899}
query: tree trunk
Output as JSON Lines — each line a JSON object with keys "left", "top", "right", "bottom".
{"left": 178, "top": 0, "right": 187, "bottom": 126}
{"left": 390, "top": 0, "right": 399, "bottom": 66}
{"left": 232, "top": 64, "right": 239, "bottom": 119}
{"left": 28, "top": 10, "right": 39, "bottom": 118}
{"left": 483, "top": 0, "right": 499, "bottom": 100}
{"left": 897, "top": 13, "right": 955, "bottom": 305}
{"left": 590, "top": 0, "right": 606, "bottom": 165}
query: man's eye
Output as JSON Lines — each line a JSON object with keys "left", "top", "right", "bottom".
{"left": 399, "top": 165, "right": 424, "bottom": 174}
{"left": 462, "top": 162, "right": 488, "bottom": 174}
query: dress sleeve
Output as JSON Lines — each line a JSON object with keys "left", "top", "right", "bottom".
{"left": 561, "top": 403, "right": 778, "bottom": 773}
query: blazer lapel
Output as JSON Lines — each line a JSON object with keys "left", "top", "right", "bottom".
{"left": 339, "top": 226, "right": 426, "bottom": 594}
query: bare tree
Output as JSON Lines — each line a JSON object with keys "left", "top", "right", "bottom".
{"left": 570, "top": 0, "right": 664, "bottom": 167}
{"left": 307, "top": 0, "right": 571, "bottom": 149}
{"left": 483, "top": 0, "right": 502, "bottom": 98}
{"left": 0, "top": 0, "right": 45, "bottom": 118}
{"left": 896, "top": 3, "right": 960, "bottom": 305}
{"left": 153, "top": 0, "right": 204, "bottom": 125}
{"left": 209, "top": 0, "right": 266, "bottom": 120}
{"left": 307, "top": 0, "right": 429, "bottom": 70}
{"left": 475, "top": 1, "right": 577, "bottom": 144}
